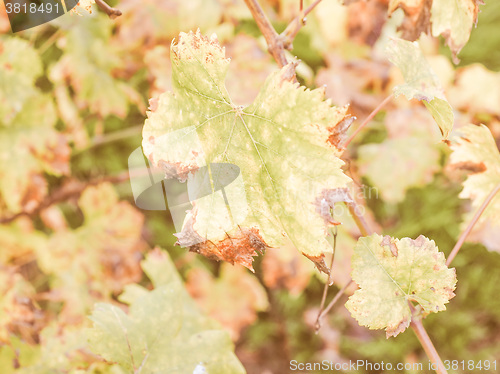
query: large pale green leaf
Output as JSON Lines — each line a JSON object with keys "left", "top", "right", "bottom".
{"left": 449, "top": 124, "right": 500, "bottom": 223}
{"left": 346, "top": 234, "right": 456, "bottom": 338}
{"left": 431, "top": 0, "right": 483, "bottom": 63}
{"left": 142, "top": 31, "right": 352, "bottom": 272}
{"left": 88, "top": 250, "right": 245, "bottom": 374}
{"left": 387, "top": 38, "right": 454, "bottom": 139}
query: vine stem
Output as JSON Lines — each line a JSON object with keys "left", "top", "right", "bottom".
{"left": 315, "top": 225, "right": 338, "bottom": 330}
{"left": 345, "top": 194, "right": 374, "bottom": 236}
{"left": 446, "top": 181, "right": 500, "bottom": 266}
{"left": 341, "top": 94, "right": 393, "bottom": 149}
{"left": 242, "top": 0, "right": 289, "bottom": 68}
{"left": 316, "top": 280, "right": 353, "bottom": 330}
{"left": 410, "top": 305, "right": 448, "bottom": 374}
{"left": 95, "top": 0, "right": 122, "bottom": 18}
{"left": 281, "top": 0, "right": 324, "bottom": 45}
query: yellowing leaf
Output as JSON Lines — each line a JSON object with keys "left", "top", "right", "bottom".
{"left": 358, "top": 136, "right": 440, "bottom": 203}
{"left": 346, "top": 234, "right": 456, "bottom": 338}
{"left": 431, "top": 0, "right": 483, "bottom": 63}
{"left": 447, "top": 64, "right": 500, "bottom": 116}
{"left": 449, "top": 124, "right": 500, "bottom": 224}
{"left": 88, "top": 250, "right": 245, "bottom": 374}
{"left": 0, "top": 40, "right": 70, "bottom": 214}
{"left": 36, "top": 183, "right": 144, "bottom": 319}
{"left": 387, "top": 38, "right": 454, "bottom": 139}
{"left": 387, "top": 0, "right": 483, "bottom": 62}
{"left": 142, "top": 31, "right": 352, "bottom": 272}
{"left": 49, "top": 15, "right": 136, "bottom": 118}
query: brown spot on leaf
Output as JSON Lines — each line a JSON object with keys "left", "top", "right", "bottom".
{"left": 158, "top": 159, "right": 199, "bottom": 182}
{"left": 386, "top": 317, "right": 410, "bottom": 338}
{"left": 451, "top": 161, "right": 487, "bottom": 174}
{"left": 380, "top": 235, "right": 398, "bottom": 257}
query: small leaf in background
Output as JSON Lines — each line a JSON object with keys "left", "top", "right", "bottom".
{"left": 346, "top": 234, "right": 456, "bottom": 338}
{"left": 449, "top": 124, "right": 500, "bottom": 252}
{"left": 449, "top": 124, "right": 500, "bottom": 222}
{"left": 388, "top": 0, "right": 432, "bottom": 41}
{"left": 387, "top": 38, "right": 454, "bottom": 139}
{"left": 388, "top": 0, "right": 483, "bottom": 63}
{"left": 447, "top": 64, "right": 500, "bottom": 117}
{"left": 143, "top": 31, "right": 353, "bottom": 272}
{"left": 49, "top": 15, "right": 138, "bottom": 119}
{"left": 186, "top": 263, "right": 269, "bottom": 340}
{"left": 430, "top": 0, "right": 483, "bottom": 63}
{"left": 358, "top": 136, "right": 440, "bottom": 203}
{"left": 88, "top": 250, "right": 245, "bottom": 374}
{"left": 36, "top": 183, "right": 144, "bottom": 319}
{"left": 261, "top": 242, "right": 315, "bottom": 296}
{"left": 0, "top": 47, "right": 70, "bottom": 214}
{"left": 358, "top": 107, "right": 441, "bottom": 203}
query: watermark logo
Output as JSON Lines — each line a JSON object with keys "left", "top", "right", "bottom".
{"left": 128, "top": 127, "right": 248, "bottom": 244}
{"left": 5, "top": 0, "right": 78, "bottom": 33}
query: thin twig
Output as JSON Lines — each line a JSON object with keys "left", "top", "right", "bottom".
{"left": 72, "top": 125, "right": 143, "bottom": 157}
{"left": 281, "top": 0, "right": 324, "bottom": 46}
{"left": 95, "top": 0, "right": 122, "bottom": 19}
{"left": 341, "top": 94, "right": 393, "bottom": 149}
{"left": 38, "top": 29, "right": 63, "bottom": 55}
{"left": 243, "top": 0, "right": 289, "bottom": 68}
{"left": 345, "top": 196, "right": 374, "bottom": 236}
{"left": 316, "top": 280, "right": 353, "bottom": 330}
{"left": 316, "top": 225, "right": 338, "bottom": 328}
{"left": 410, "top": 305, "right": 448, "bottom": 374}
{"left": 446, "top": 182, "right": 500, "bottom": 266}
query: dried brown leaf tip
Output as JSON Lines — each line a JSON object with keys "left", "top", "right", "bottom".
{"left": 303, "top": 253, "right": 331, "bottom": 275}
{"left": 184, "top": 228, "right": 270, "bottom": 273}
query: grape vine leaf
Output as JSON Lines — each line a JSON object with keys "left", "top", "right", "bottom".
{"left": 430, "top": 0, "right": 483, "bottom": 63}
{"left": 388, "top": 0, "right": 483, "bottom": 63}
{"left": 345, "top": 234, "right": 457, "bottom": 338}
{"left": 0, "top": 38, "right": 70, "bottom": 214}
{"left": 447, "top": 64, "right": 500, "bottom": 116}
{"left": 88, "top": 249, "right": 245, "bottom": 374}
{"left": 358, "top": 136, "right": 440, "bottom": 203}
{"left": 186, "top": 263, "right": 269, "bottom": 340}
{"left": 449, "top": 124, "right": 500, "bottom": 224}
{"left": 388, "top": 0, "right": 432, "bottom": 41}
{"left": 142, "top": 31, "right": 353, "bottom": 272}
{"left": 36, "top": 183, "right": 144, "bottom": 319}
{"left": 387, "top": 38, "right": 454, "bottom": 139}
{"left": 49, "top": 14, "right": 138, "bottom": 118}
